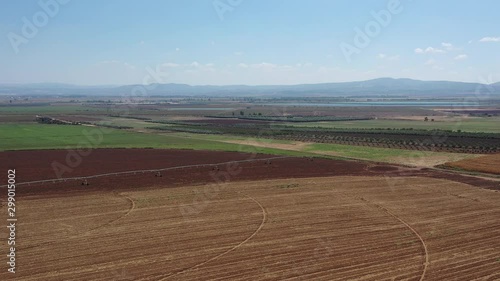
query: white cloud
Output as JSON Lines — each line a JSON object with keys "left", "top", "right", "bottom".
{"left": 139, "top": 41, "right": 145, "bottom": 45}
{"left": 454, "top": 54, "right": 468, "bottom": 61}
{"left": 424, "top": 59, "right": 436, "bottom": 65}
{"left": 251, "top": 62, "right": 277, "bottom": 69}
{"left": 441, "top": 42, "right": 458, "bottom": 51}
{"left": 99, "top": 60, "right": 135, "bottom": 70}
{"left": 180, "top": 62, "right": 217, "bottom": 73}
{"left": 203, "top": 63, "right": 216, "bottom": 72}
{"left": 377, "top": 53, "right": 399, "bottom": 61}
{"left": 123, "top": 62, "right": 136, "bottom": 70}
{"left": 175, "top": 47, "right": 180, "bottom": 51}
{"left": 162, "top": 62, "right": 179, "bottom": 67}
{"left": 100, "top": 60, "right": 120, "bottom": 64}
{"left": 441, "top": 42, "right": 452, "bottom": 48}
{"left": 415, "top": 46, "right": 446, "bottom": 54}
{"left": 425, "top": 47, "right": 446, "bottom": 53}
{"left": 236, "top": 62, "right": 297, "bottom": 72}
{"left": 479, "top": 37, "right": 500, "bottom": 42}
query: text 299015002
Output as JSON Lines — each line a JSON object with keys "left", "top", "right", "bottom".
{"left": 6, "top": 169, "right": 17, "bottom": 274}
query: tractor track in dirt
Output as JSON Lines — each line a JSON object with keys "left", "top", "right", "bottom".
{"left": 155, "top": 190, "right": 268, "bottom": 280}
{"left": 21, "top": 192, "right": 136, "bottom": 251}
{"left": 358, "top": 196, "right": 429, "bottom": 281}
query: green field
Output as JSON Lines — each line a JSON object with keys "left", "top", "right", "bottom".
{"left": 173, "top": 132, "right": 295, "bottom": 145}
{"left": 285, "top": 117, "right": 500, "bottom": 133}
{"left": 97, "top": 118, "right": 155, "bottom": 129}
{"left": 0, "top": 105, "right": 104, "bottom": 114}
{"left": 0, "top": 124, "right": 479, "bottom": 166}
{"left": 169, "top": 132, "right": 477, "bottom": 167}
{"left": 0, "top": 124, "right": 312, "bottom": 157}
{"left": 302, "top": 143, "right": 475, "bottom": 166}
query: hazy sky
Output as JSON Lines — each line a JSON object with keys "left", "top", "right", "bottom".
{"left": 1, "top": 0, "right": 499, "bottom": 85}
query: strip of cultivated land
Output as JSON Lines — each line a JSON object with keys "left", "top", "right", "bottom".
{"left": 443, "top": 153, "right": 500, "bottom": 175}
{"left": 1, "top": 149, "right": 498, "bottom": 195}
{"left": 283, "top": 117, "right": 500, "bottom": 133}
{"left": 1, "top": 123, "right": 481, "bottom": 167}
{"left": 0, "top": 124, "right": 312, "bottom": 157}
{"left": 3, "top": 175, "right": 499, "bottom": 280}
{"left": 146, "top": 120, "right": 500, "bottom": 154}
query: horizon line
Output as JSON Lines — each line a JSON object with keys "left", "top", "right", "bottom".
{"left": 1, "top": 77, "right": 499, "bottom": 88}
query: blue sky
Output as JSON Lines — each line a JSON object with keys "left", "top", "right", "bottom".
{"left": 1, "top": 0, "right": 499, "bottom": 85}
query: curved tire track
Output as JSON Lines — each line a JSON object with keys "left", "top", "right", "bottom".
{"left": 22, "top": 192, "right": 136, "bottom": 251}
{"left": 157, "top": 190, "right": 268, "bottom": 281}
{"left": 82, "top": 193, "right": 136, "bottom": 236}
{"left": 358, "top": 197, "right": 429, "bottom": 281}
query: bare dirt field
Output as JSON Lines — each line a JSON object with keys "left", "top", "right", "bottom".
{"left": 1, "top": 149, "right": 499, "bottom": 280}
{"left": 56, "top": 115, "right": 103, "bottom": 122}
{"left": 0, "top": 116, "right": 35, "bottom": 123}
{"left": 186, "top": 118, "right": 271, "bottom": 125}
{"left": 256, "top": 106, "right": 444, "bottom": 118}
{"left": 1, "top": 149, "right": 498, "bottom": 196}
{"left": 219, "top": 139, "right": 476, "bottom": 168}
{"left": 221, "top": 139, "right": 312, "bottom": 153}
{"left": 443, "top": 153, "right": 500, "bottom": 175}
{"left": 1, "top": 175, "right": 499, "bottom": 280}
{"left": 0, "top": 149, "right": 276, "bottom": 183}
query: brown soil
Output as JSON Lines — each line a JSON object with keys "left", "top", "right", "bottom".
{"left": 443, "top": 153, "right": 500, "bottom": 175}
{"left": 0, "top": 149, "right": 498, "bottom": 197}
{"left": 0, "top": 149, "right": 274, "bottom": 183}
{"left": 56, "top": 115, "right": 103, "bottom": 122}
{"left": 186, "top": 118, "right": 271, "bottom": 125}
{"left": 0, "top": 116, "right": 36, "bottom": 122}
{"left": 2, "top": 176, "right": 499, "bottom": 280}
{"left": 222, "top": 139, "right": 311, "bottom": 152}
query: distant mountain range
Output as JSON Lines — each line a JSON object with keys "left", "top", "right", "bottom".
{"left": 1, "top": 78, "right": 499, "bottom": 97}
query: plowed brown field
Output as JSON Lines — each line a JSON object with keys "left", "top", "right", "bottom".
{"left": 1, "top": 149, "right": 498, "bottom": 196}
{"left": 444, "top": 153, "right": 500, "bottom": 175}
{"left": 1, "top": 149, "right": 499, "bottom": 280}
